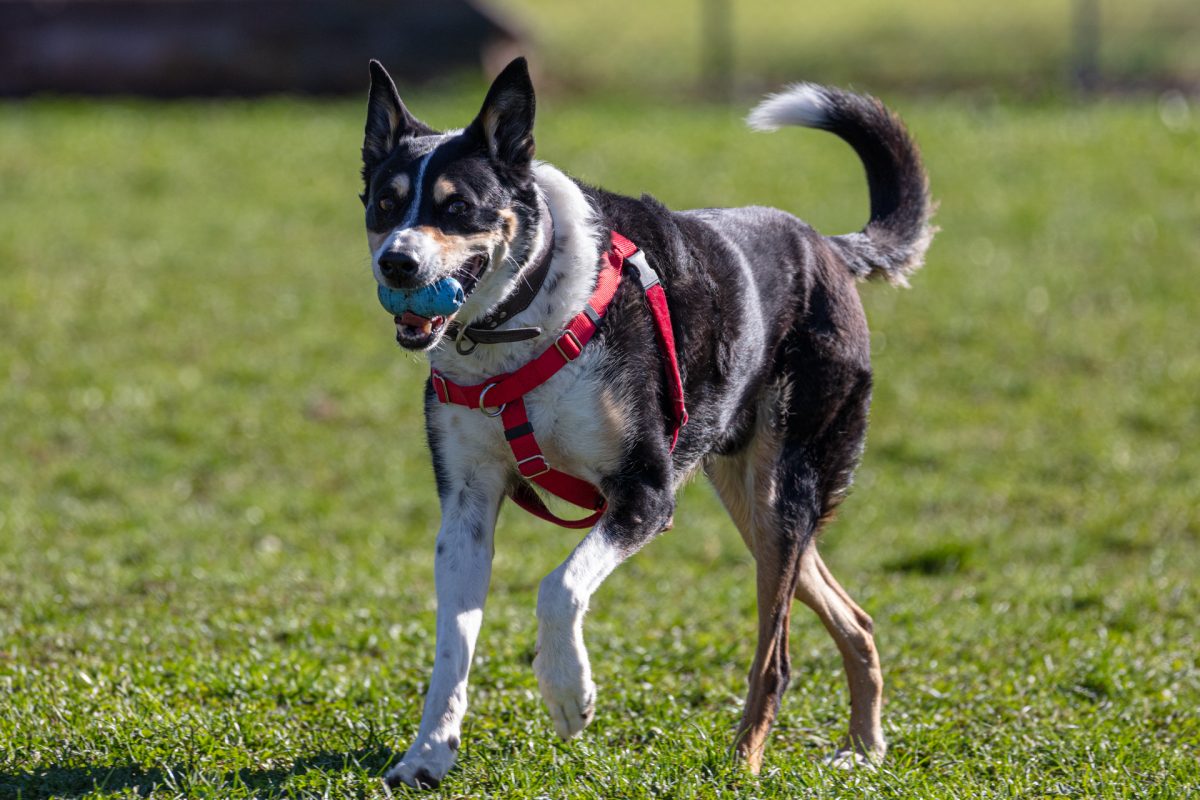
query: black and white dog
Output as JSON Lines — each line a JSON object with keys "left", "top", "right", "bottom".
{"left": 360, "top": 58, "right": 933, "bottom": 789}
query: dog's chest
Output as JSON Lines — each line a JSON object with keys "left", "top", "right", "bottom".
{"left": 431, "top": 346, "right": 628, "bottom": 486}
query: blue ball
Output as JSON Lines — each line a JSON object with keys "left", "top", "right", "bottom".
{"left": 377, "top": 277, "right": 465, "bottom": 318}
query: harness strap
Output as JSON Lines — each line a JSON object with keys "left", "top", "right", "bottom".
{"left": 431, "top": 231, "right": 686, "bottom": 529}
{"left": 617, "top": 237, "right": 689, "bottom": 448}
{"left": 501, "top": 398, "right": 606, "bottom": 529}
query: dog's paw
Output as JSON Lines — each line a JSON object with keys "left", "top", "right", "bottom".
{"left": 541, "top": 676, "right": 596, "bottom": 740}
{"left": 533, "top": 648, "right": 596, "bottom": 740}
{"left": 824, "top": 748, "right": 880, "bottom": 771}
{"left": 384, "top": 740, "right": 458, "bottom": 790}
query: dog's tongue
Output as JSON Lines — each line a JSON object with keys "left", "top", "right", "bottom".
{"left": 399, "top": 311, "right": 441, "bottom": 335}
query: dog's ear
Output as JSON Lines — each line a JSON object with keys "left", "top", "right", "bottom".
{"left": 469, "top": 57, "right": 536, "bottom": 173}
{"left": 363, "top": 60, "right": 434, "bottom": 172}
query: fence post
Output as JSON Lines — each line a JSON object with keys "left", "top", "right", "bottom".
{"left": 700, "top": 0, "right": 733, "bottom": 101}
{"left": 1072, "top": 0, "right": 1101, "bottom": 93}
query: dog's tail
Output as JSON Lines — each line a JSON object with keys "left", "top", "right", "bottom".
{"left": 747, "top": 84, "right": 934, "bottom": 286}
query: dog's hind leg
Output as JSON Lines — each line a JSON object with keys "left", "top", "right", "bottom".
{"left": 738, "top": 520, "right": 807, "bottom": 773}
{"left": 711, "top": 337, "right": 882, "bottom": 772}
{"left": 784, "top": 346, "right": 885, "bottom": 766}
{"left": 793, "top": 546, "right": 885, "bottom": 765}
{"left": 709, "top": 432, "right": 808, "bottom": 774}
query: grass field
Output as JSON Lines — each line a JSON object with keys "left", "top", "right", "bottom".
{"left": 503, "top": 0, "right": 1200, "bottom": 94}
{"left": 1, "top": 85, "right": 1199, "bottom": 798}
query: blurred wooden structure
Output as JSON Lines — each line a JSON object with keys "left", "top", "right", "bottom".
{"left": 0, "top": 0, "right": 525, "bottom": 96}
{"left": 1071, "top": 0, "right": 1101, "bottom": 92}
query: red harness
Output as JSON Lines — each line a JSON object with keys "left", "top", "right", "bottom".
{"left": 430, "top": 231, "right": 687, "bottom": 528}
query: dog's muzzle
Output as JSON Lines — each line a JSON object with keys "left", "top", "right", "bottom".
{"left": 378, "top": 252, "right": 491, "bottom": 351}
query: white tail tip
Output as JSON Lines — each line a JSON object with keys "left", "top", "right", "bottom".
{"left": 746, "top": 83, "right": 832, "bottom": 132}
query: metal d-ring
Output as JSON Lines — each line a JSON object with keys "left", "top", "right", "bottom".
{"left": 453, "top": 325, "right": 478, "bottom": 356}
{"left": 455, "top": 335, "right": 478, "bottom": 356}
{"left": 479, "top": 382, "right": 507, "bottom": 417}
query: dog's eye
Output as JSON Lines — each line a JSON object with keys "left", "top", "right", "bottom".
{"left": 377, "top": 197, "right": 395, "bottom": 212}
{"left": 445, "top": 199, "right": 470, "bottom": 216}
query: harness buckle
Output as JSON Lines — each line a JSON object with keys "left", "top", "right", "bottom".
{"left": 626, "top": 251, "right": 661, "bottom": 290}
{"left": 517, "top": 455, "right": 551, "bottom": 479}
{"left": 431, "top": 373, "right": 449, "bottom": 404}
{"left": 478, "top": 382, "right": 507, "bottom": 417}
{"left": 554, "top": 329, "right": 583, "bottom": 362}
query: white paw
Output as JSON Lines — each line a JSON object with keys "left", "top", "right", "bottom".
{"left": 533, "top": 646, "right": 596, "bottom": 739}
{"left": 384, "top": 739, "right": 458, "bottom": 790}
{"left": 824, "top": 748, "right": 878, "bottom": 771}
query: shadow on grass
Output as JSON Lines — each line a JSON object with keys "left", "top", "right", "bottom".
{"left": 883, "top": 540, "right": 975, "bottom": 575}
{"left": 0, "top": 747, "right": 395, "bottom": 799}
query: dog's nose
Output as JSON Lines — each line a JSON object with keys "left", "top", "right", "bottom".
{"left": 378, "top": 250, "right": 420, "bottom": 282}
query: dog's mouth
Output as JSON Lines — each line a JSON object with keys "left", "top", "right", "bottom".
{"left": 393, "top": 309, "right": 447, "bottom": 349}
{"left": 455, "top": 252, "right": 490, "bottom": 297}
{"left": 393, "top": 253, "right": 490, "bottom": 350}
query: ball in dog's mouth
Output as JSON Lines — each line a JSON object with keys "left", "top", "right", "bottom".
{"left": 386, "top": 253, "right": 490, "bottom": 350}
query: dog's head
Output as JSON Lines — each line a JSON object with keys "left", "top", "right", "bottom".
{"left": 361, "top": 58, "right": 542, "bottom": 351}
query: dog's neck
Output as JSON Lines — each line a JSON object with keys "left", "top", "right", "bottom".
{"left": 446, "top": 204, "right": 556, "bottom": 350}
{"left": 428, "top": 162, "right": 602, "bottom": 384}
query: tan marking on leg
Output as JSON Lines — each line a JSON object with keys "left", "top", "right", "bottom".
{"left": 706, "top": 451, "right": 755, "bottom": 553}
{"left": 711, "top": 425, "right": 801, "bottom": 775}
{"left": 794, "top": 547, "right": 886, "bottom": 762}
{"left": 711, "top": 384, "right": 884, "bottom": 772}
{"left": 706, "top": 391, "right": 785, "bottom": 556}
{"left": 814, "top": 550, "right": 875, "bottom": 633}
{"left": 733, "top": 510, "right": 799, "bottom": 775}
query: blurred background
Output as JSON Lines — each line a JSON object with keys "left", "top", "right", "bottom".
{"left": 2, "top": 0, "right": 1198, "bottom": 99}
{"left": 1, "top": 2, "right": 1198, "bottom": 797}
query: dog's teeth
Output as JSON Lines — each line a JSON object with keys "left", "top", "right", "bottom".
{"left": 398, "top": 310, "right": 440, "bottom": 336}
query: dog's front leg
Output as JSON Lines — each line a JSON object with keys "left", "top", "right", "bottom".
{"left": 534, "top": 484, "right": 674, "bottom": 739}
{"left": 386, "top": 462, "right": 506, "bottom": 790}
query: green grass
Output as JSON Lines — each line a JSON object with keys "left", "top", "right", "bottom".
{"left": 503, "top": 0, "right": 1200, "bottom": 94}
{"left": 1, "top": 88, "right": 1199, "bottom": 798}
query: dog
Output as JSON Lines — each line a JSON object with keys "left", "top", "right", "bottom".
{"left": 360, "top": 57, "right": 933, "bottom": 789}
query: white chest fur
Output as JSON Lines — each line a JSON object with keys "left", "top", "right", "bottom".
{"left": 429, "top": 341, "right": 628, "bottom": 492}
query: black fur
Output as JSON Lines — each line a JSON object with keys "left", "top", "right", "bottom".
{"left": 570, "top": 191, "right": 878, "bottom": 555}
{"left": 362, "top": 60, "right": 434, "bottom": 192}
{"left": 424, "top": 380, "right": 450, "bottom": 499}
{"left": 466, "top": 57, "right": 537, "bottom": 183}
